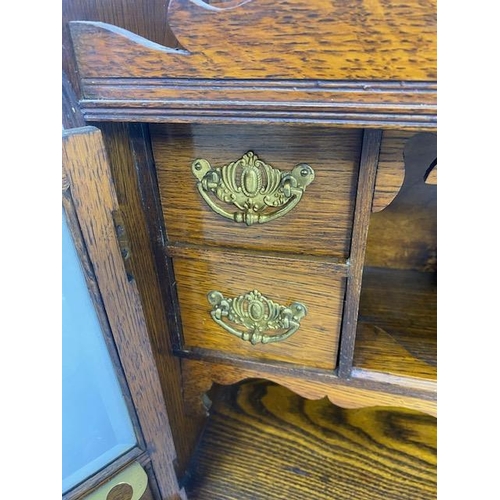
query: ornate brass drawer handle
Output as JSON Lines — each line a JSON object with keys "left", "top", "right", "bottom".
{"left": 192, "top": 151, "right": 315, "bottom": 226}
{"left": 207, "top": 289, "right": 307, "bottom": 345}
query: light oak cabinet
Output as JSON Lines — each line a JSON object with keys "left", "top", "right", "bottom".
{"left": 63, "top": 1, "right": 436, "bottom": 498}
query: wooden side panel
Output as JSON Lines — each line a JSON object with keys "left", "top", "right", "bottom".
{"left": 372, "top": 130, "right": 413, "bottom": 212}
{"left": 62, "top": 126, "right": 183, "bottom": 500}
{"left": 173, "top": 249, "right": 346, "bottom": 369}
{"left": 364, "top": 132, "right": 437, "bottom": 271}
{"left": 97, "top": 122, "right": 205, "bottom": 478}
{"left": 355, "top": 267, "right": 436, "bottom": 380}
{"left": 151, "top": 123, "right": 361, "bottom": 258}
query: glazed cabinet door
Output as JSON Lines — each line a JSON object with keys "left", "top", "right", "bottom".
{"left": 62, "top": 126, "right": 185, "bottom": 500}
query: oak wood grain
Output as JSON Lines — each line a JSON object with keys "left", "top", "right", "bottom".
{"left": 75, "top": 78, "right": 437, "bottom": 130}
{"left": 171, "top": 0, "right": 436, "bottom": 80}
{"left": 182, "top": 357, "right": 436, "bottom": 417}
{"left": 372, "top": 130, "right": 413, "bottom": 212}
{"left": 97, "top": 122, "right": 205, "bottom": 478}
{"left": 185, "top": 380, "right": 436, "bottom": 500}
{"left": 68, "top": 6, "right": 436, "bottom": 129}
{"left": 354, "top": 267, "right": 436, "bottom": 381}
{"left": 62, "top": 0, "right": 181, "bottom": 95}
{"left": 173, "top": 248, "right": 346, "bottom": 370}
{"left": 150, "top": 123, "right": 361, "bottom": 258}
{"left": 364, "top": 132, "right": 437, "bottom": 271}
{"left": 70, "top": 0, "right": 436, "bottom": 81}
{"left": 62, "top": 126, "right": 182, "bottom": 499}
{"left": 337, "top": 129, "right": 381, "bottom": 377}
{"left": 186, "top": 379, "right": 436, "bottom": 499}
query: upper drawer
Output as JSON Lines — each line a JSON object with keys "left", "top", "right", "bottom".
{"left": 150, "top": 124, "right": 362, "bottom": 259}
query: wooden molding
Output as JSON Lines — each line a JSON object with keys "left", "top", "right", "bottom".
{"left": 181, "top": 359, "right": 437, "bottom": 417}
{"left": 68, "top": 16, "right": 436, "bottom": 129}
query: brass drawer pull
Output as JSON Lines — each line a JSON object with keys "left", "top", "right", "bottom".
{"left": 207, "top": 289, "right": 307, "bottom": 345}
{"left": 192, "top": 151, "right": 315, "bottom": 226}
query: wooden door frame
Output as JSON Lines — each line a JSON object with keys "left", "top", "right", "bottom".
{"left": 62, "top": 121, "right": 185, "bottom": 500}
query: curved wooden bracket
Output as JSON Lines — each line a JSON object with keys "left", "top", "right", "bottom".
{"left": 371, "top": 131, "right": 412, "bottom": 212}
{"left": 181, "top": 359, "right": 437, "bottom": 418}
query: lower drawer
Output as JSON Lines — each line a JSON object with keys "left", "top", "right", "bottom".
{"left": 169, "top": 246, "right": 347, "bottom": 370}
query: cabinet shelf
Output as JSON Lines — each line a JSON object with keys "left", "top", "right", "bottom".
{"left": 353, "top": 267, "right": 436, "bottom": 385}
{"left": 185, "top": 379, "right": 437, "bottom": 500}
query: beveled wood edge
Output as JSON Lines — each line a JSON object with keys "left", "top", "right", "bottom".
{"left": 350, "top": 368, "right": 437, "bottom": 393}
{"left": 82, "top": 77, "right": 437, "bottom": 90}
{"left": 78, "top": 97, "right": 436, "bottom": 130}
{"left": 175, "top": 348, "right": 436, "bottom": 399}
{"left": 80, "top": 79, "right": 436, "bottom": 108}
{"left": 166, "top": 243, "right": 350, "bottom": 276}
{"left": 77, "top": 78, "right": 436, "bottom": 130}
{"left": 80, "top": 108, "right": 437, "bottom": 130}
{"left": 180, "top": 358, "right": 437, "bottom": 418}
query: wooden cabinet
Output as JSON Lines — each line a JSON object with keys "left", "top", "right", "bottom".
{"left": 62, "top": 0, "right": 436, "bottom": 497}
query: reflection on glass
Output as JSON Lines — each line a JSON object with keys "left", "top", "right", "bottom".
{"left": 62, "top": 210, "right": 137, "bottom": 493}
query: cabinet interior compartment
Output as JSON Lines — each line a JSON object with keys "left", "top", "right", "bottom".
{"left": 354, "top": 132, "right": 437, "bottom": 385}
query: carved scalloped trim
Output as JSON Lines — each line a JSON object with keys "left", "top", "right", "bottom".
{"left": 181, "top": 360, "right": 437, "bottom": 418}
{"left": 70, "top": 21, "right": 190, "bottom": 54}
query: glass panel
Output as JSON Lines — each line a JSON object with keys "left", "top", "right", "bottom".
{"left": 62, "top": 210, "right": 137, "bottom": 493}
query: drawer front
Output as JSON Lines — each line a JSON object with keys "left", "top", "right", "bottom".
{"left": 171, "top": 248, "right": 346, "bottom": 370}
{"left": 151, "top": 124, "right": 362, "bottom": 259}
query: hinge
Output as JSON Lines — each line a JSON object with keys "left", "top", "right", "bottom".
{"left": 112, "top": 209, "right": 134, "bottom": 282}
